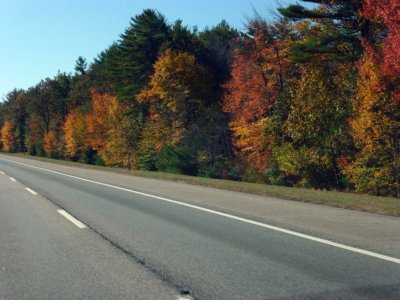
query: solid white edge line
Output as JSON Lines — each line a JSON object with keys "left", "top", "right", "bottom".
{"left": 25, "top": 187, "right": 38, "bottom": 195}
{"left": 1, "top": 157, "right": 400, "bottom": 264}
{"left": 57, "top": 209, "right": 87, "bottom": 229}
{"left": 9, "top": 177, "right": 16, "bottom": 182}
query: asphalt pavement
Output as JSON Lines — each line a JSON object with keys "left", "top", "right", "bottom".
{"left": 0, "top": 154, "right": 399, "bottom": 299}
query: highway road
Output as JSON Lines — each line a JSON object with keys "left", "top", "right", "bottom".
{"left": 0, "top": 154, "right": 399, "bottom": 299}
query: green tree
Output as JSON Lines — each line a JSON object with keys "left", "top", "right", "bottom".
{"left": 90, "top": 43, "right": 120, "bottom": 94}
{"left": 1, "top": 89, "right": 28, "bottom": 152}
{"left": 115, "top": 9, "right": 170, "bottom": 102}
{"left": 273, "top": 63, "right": 356, "bottom": 189}
{"left": 74, "top": 56, "right": 87, "bottom": 75}
{"left": 27, "top": 73, "right": 71, "bottom": 134}
{"left": 278, "top": 0, "right": 367, "bottom": 62}
{"left": 199, "top": 20, "right": 238, "bottom": 86}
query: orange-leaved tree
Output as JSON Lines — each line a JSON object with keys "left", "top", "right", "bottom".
{"left": 43, "top": 130, "right": 61, "bottom": 158}
{"left": 1, "top": 120, "right": 16, "bottom": 152}
{"left": 86, "top": 90, "right": 114, "bottom": 152}
{"left": 86, "top": 90, "right": 137, "bottom": 167}
{"left": 25, "top": 116, "right": 45, "bottom": 156}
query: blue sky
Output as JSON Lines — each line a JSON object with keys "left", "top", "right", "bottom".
{"left": 0, "top": 0, "right": 302, "bottom": 100}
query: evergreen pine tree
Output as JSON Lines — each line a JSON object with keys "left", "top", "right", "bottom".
{"left": 115, "top": 9, "right": 170, "bottom": 103}
{"left": 278, "top": 0, "right": 368, "bottom": 62}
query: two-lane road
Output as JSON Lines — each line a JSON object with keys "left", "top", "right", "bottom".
{"left": 0, "top": 163, "right": 179, "bottom": 299}
{"left": 1, "top": 154, "right": 399, "bottom": 299}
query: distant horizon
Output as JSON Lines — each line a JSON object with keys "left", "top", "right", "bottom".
{"left": 0, "top": 0, "right": 306, "bottom": 100}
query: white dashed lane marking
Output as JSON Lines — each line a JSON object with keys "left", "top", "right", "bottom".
{"left": 25, "top": 187, "right": 38, "bottom": 195}
{"left": 57, "top": 209, "right": 87, "bottom": 229}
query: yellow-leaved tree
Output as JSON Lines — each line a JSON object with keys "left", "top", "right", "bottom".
{"left": 346, "top": 49, "right": 400, "bottom": 197}
{"left": 137, "top": 49, "right": 213, "bottom": 171}
{"left": 138, "top": 49, "right": 213, "bottom": 147}
{"left": 63, "top": 110, "right": 88, "bottom": 159}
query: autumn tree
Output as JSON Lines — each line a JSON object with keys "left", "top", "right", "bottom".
{"left": 137, "top": 49, "right": 215, "bottom": 173}
{"left": 89, "top": 9, "right": 172, "bottom": 166}
{"left": 25, "top": 116, "right": 45, "bottom": 156}
{"left": 139, "top": 49, "right": 213, "bottom": 144}
{"left": 3, "top": 6, "right": 399, "bottom": 196}
{"left": 362, "top": 0, "right": 400, "bottom": 104}
{"left": 86, "top": 90, "right": 113, "bottom": 152}
{"left": 272, "top": 63, "right": 356, "bottom": 189}
{"left": 101, "top": 105, "right": 140, "bottom": 168}
{"left": 340, "top": 1, "right": 400, "bottom": 197}
{"left": 223, "top": 18, "right": 295, "bottom": 175}
{"left": 362, "top": 0, "right": 400, "bottom": 74}
{"left": 1, "top": 121, "right": 16, "bottom": 152}
{"left": 86, "top": 90, "right": 138, "bottom": 168}
{"left": 346, "top": 47, "right": 400, "bottom": 197}
{"left": 223, "top": 36, "right": 270, "bottom": 174}
{"left": 43, "top": 131, "right": 58, "bottom": 158}
{"left": 63, "top": 110, "right": 88, "bottom": 160}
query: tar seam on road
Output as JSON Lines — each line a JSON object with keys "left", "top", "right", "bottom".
{"left": 1, "top": 157, "right": 400, "bottom": 265}
{"left": 53, "top": 201, "right": 194, "bottom": 299}
{"left": 57, "top": 209, "right": 87, "bottom": 229}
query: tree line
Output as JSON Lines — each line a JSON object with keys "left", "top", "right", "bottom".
{"left": 1, "top": 1, "right": 399, "bottom": 197}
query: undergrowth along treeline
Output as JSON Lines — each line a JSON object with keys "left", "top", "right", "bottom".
{"left": 1, "top": 1, "right": 399, "bottom": 197}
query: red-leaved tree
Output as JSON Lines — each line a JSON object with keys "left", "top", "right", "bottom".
{"left": 223, "top": 19, "right": 294, "bottom": 174}
{"left": 362, "top": 0, "right": 400, "bottom": 103}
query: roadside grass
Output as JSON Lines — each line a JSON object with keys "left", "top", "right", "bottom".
{"left": 5, "top": 152, "right": 400, "bottom": 217}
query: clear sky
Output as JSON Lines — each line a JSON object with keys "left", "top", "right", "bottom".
{"left": 0, "top": 0, "right": 301, "bottom": 100}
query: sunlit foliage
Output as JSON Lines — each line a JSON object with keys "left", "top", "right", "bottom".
{"left": 1, "top": 4, "right": 399, "bottom": 197}
{"left": 1, "top": 121, "right": 16, "bottom": 152}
